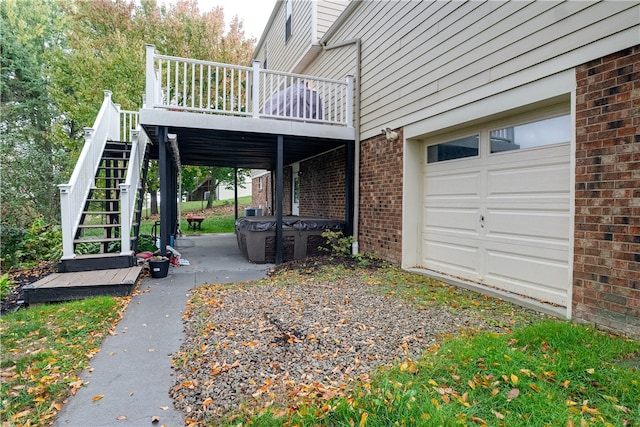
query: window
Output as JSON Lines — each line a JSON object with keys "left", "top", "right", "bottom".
{"left": 490, "top": 114, "right": 571, "bottom": 153}
{"left": 285, "top": 0, "right": 292, "bottom": 41}
{"left": 427, "top": 135, "right": 479, "bottom": 163}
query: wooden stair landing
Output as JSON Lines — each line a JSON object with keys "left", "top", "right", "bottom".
{"left": 23, "top": 266, "right": 142, "bottom": 304}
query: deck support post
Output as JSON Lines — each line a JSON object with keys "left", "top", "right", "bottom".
{"left": 345, "top": 140, "right": 355, "bottom": 236}
{"left": 159, "top": 126, "right": 170, "bottom": 257}
{"left": 275, "top": 135, "right": 284, "bottom": 264}
{"left": 234, "top": 167, "right": 239, "bottom": 223}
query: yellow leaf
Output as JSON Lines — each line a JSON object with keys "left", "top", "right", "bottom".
{"left": 202, "top": 397, "right": 213, "bottom": 407}
{"left": 528, "top": 383, "right": 540, "bottom": 392}
{"left": 491, "top": 388, "right": 499, "bottom": 396}
{"left": 431, "top": 397, "right": 440, "bottom": 409}
{"left": 581, "top": 405, "right": 599, "bottom": 415}
{"left": 359, "top": 412, "right": 368, "bottom": 427}
{"left": 92, "top": 395, "right": 104, "bottom": 402}
{"left": 566, "top": 400, "right": 578, "bottom": 406}
{"left": 580, "top": 418, "right": 589, "bottom": 427}
{"left": 503, "top": 354, "right": 512, "bottom": 361}
{"left": 421, "top": 413, "right": 432, "bottom": 420}
{"left": 561, "top": 380, "right": 570, "bottom": 388}
{"left": 510, "top": 374, "right": 519, "bottom": 385}
{"left": 471, "top": 415, "right": 487, "bottom": 424}
{"left": 428, "top": 379, "right": 438, "bottom": 386}
{"left": 468, "top": 380, "right": 476, "bottom": 390}
{"left": 585, "top": 368, "right": 595, "bottom": 375}
{"left": 491, "top": 409, "right": 505, "bottom": 420}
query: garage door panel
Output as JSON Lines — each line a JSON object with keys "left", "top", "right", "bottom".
{"left": 424, "top": 170, "right": 481, "bottom": 199}
{"left": 424, "top": 207, "right": 478, "bottom": 235}
{"left": 423, "top": 239, "right": 479, "bottom": 281}
{"left": 487, "top": 163, "right": 570, "bottom": 197}
{"left": 486, "top": 209, "right": 571, "bottom": 243}
{"left": 485, "top": 249, "right": 569, "bottom": 306}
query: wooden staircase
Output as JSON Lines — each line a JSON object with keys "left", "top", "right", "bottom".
{"left": 58, "top": 140, "right": 148, "bottom": 273}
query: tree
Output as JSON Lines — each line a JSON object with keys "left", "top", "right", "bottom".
{"left": 47, "top": 0, "right": 256, "bottom": 215}
{"left": 0, "top": 0, "right": 69, "bottom": 227}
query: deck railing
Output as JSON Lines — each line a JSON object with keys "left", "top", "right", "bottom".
{"left": 59, "top": 93, "right": 146, "bottom": 259}
{"left": 145, "top": 44, "right": 353, "bottom": 127}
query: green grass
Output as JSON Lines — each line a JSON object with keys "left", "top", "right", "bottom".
{"left": 212, "top": 266, "right": 640, "bottom": 427}
{"left": 0, "top": 296, "right": 125, "bottom": 426}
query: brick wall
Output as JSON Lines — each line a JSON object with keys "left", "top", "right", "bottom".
{"left": 359, "top": 129, "right": 403, "bottom": 263}
{"left": 250, "top": 169, "right": 292, "bottom": 216}
{"left": 299, "top": 148, "right": 346, "bottom": 220}
{"left": 573, "top": 45, "right": 640, "bottom": 338}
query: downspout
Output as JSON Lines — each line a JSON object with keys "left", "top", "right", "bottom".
{"left": 322, "top": 38, "right": 361, "bottom": 255}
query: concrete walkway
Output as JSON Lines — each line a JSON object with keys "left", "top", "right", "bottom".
{"left": 55, "top": 234, "right": 271, "bottom": 427}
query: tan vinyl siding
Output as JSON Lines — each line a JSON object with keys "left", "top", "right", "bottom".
{"left": 255, "top": 0, "right": 314, "bottom": 72}
{"left": 305, "top": 1, "right": 640, "bottom": 138}
{"left": 317, "top": 1, "right": 349, "bottom": 39}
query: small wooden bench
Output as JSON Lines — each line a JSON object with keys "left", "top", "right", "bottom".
{"left": 186, "top": 215, "right": 205, "bottom": 230}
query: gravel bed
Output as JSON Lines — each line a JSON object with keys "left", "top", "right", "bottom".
{"left": 170, "top": 275, "right": 488, "bottom": 422}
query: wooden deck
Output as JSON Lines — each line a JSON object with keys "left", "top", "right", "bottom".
{"left": 23, "top": 266, "right": 142, "bottom": 304}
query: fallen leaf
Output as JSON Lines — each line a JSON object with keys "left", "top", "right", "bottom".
{"left": 510, "top": 374, "right": 519, "bottom": 385}
{"left": 160, "top": 406, "right": 169, "bottom": 410}
{"left": 202, "top": 397, "right": 213, "bottom": 407}
{"left": 585, "top": 368, "right": 595, "bottom": 374}
{"left": 471, "top": 415, "right": 487, "bottom": 424}
{"left": 491, "top": 409, "right": 505, "bottom": 420}
{"left": 92, "top": 395, "right": 104, "bottom": 402}
{"left": 507, "top": 388, "right": 519, "bottom": 400}
{"left": 116, "top": 415, "right": 127, "bottom": 421}
{"left": 151, "top": 415, "right": 161, "bottom": 423}
{"left": 359, "top": 412, "right": 368, "bottom": 427}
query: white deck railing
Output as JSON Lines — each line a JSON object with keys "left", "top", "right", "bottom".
{"left": 145, "top": 44, "right": 353, "bottom": 127}
{"left": 59, "top": 93, "right": 146, "bottom": 259}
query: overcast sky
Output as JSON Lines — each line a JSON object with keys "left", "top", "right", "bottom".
{"left": 181, "top": 0, "right": 277, "bottom": 40}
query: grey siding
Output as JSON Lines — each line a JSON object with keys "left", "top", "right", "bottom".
{"left": 317, "top": 1, "right": 349, "bottom": 39}
{"left": 254, "top": 0, "right": 314, "bottom": 72}
{"left": 303, "top": 1, "right": 640, "bottom": 138}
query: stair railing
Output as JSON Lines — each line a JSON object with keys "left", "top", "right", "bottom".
{"left": 59, "top": 91, "right": 120, "bottom": 259}
{"left": 119, "top": 124, "right": 148, "bottom": 255}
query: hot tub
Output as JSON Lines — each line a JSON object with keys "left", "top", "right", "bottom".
{"left": 235, "top": 216, "right": 343, "bottom": 263}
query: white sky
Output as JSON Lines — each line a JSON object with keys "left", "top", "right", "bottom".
{"left": 187, "top": 0, "right": 277, "bottom": 40}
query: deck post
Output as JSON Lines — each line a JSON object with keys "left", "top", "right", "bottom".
{"left": 145, "top": 44, "right": 156, "bottom": 109}
{"left": 345, "top": 140, "right": 355, "bottom": 236}
{"left": 234, "top": 167, "right": 239, "bottom": 223}
{"left": 159, "top": 126, "right": 170, "bottom": 257}
{"left": 346, "top": 75, "right": 354, "bottom": 128}
{"left": 252, "top": 60, "right": 261, "bottom": 118}
{"left": 275, "top": 135, "right": 284, "bottom": 264}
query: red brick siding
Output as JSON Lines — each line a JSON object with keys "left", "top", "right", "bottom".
{"left": 250, "top": 170, "right": 292, "bottom": 216}
{"left": 299, "top": 148, "right": 346, "bottom": 220}
{"left": 573, "top": 46, "right": 640, "bottom": 338}
{"left": 359, "top": 129, "right": 403, "bottom": 263}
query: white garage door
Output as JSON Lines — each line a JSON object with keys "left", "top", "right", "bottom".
{"left": 422, "top": 115, "right": 571, "bottom": 306}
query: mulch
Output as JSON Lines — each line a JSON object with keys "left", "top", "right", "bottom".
{"left": 1, "top": 261, "right": 57, "bottom": 315}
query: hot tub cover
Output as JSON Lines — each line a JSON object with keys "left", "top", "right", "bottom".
{"left": 235, "top": 216, "right": 343, "bottom": 232}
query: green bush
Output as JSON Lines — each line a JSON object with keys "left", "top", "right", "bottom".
{"left": 0, "top": 216, "right": 62, "bottom": 271}
{"left": 0, "top": 273, "right": 13, "bottom": 300}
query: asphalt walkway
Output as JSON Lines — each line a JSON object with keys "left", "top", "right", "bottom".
{"left": 55, "top": 233, "right": 271, "bottom": 427}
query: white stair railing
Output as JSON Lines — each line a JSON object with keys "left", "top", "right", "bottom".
{"left": 145, "top": 44, "right": 353, "bottom": 127}
{"left": 59, "top": 91, "right": 120, "bottom": 259}
{"left": 119, "top": 125, "right": 148, "bottom": 255}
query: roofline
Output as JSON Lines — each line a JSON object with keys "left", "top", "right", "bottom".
{"left": 319, "top": 0, "right": 361, "bottom": 45}
{"left": 252, "top": 0, "right": 283, "bottom": 62}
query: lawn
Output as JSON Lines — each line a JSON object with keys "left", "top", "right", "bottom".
{"left": 0, "top": 296, "right": 127, "bottom": 426}
{"left": 139, "top": 196, "right": 252, "bottom": 235}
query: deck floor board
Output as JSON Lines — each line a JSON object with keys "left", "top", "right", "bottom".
{"left": 24, "top": 267, "right": 142, "bottom": 303}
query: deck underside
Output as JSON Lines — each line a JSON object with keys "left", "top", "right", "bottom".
{"left": 23, "top": 266, "right": 142, "bottom": 304}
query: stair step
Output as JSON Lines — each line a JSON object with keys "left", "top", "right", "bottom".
{"left": 78, "top": 224, "right": 120, "bottom": 229}
{"left": 74, "top": 237, "right": 121, "bottom": 243}
{"left": 82, "top": 211, "right": 121, "bottom": 215}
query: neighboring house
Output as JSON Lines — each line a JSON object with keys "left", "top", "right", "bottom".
{"left": 251, "top": 1, "right": 640, "bottom": 337}
{"left": 190, "top": 175, "right": 252, "bottom": 201}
